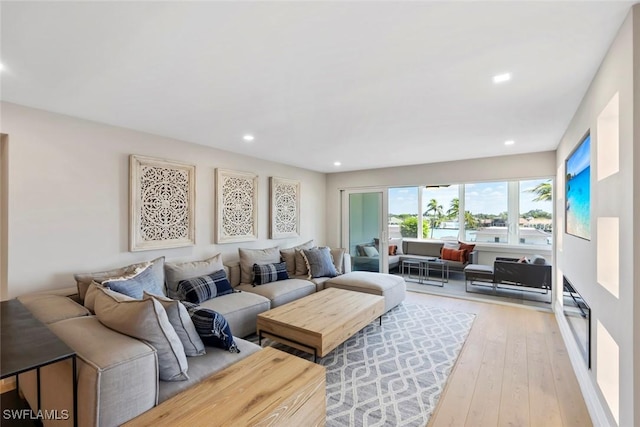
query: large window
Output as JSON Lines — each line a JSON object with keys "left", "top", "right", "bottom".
{"left": 465, "top": 181, "right": 508, "bottom": 243}
{"left": 387, "top": 179, "right": 553, "bottom": 246}
{"left": 519, "top": 179, "right": 553, "bottom": 246}
{"left": 422, "top": 185, "right": 460, "bottom": 240}
{"left": 388, "top": 187, "right": 420, "bottom": 238}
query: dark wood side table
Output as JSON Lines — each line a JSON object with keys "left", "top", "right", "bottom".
{"left": 0, "top": 299, "right": 77, "bottom": 427}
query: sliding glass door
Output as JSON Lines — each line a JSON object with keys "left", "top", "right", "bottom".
{"left": 341, "top": 189, "right": 388, "bottom": 273}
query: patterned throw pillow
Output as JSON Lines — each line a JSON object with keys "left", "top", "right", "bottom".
{"left": 177, "top": 269, "right": 233, "bottom": 304}
{"left": 252, "top": 262, "right": 289, "bottom": 286}
{"left": 103, "top": 259, "right": 165, "bottom": 299}
{"left": 190, "top": 308, "right": 240, "bottom": 353}
{"left": 301, "top": 247, "right": 339, "bottom": 279}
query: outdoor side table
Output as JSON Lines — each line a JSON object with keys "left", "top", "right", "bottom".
{"left": 420, "top": 258, "right": 449, "bottom": 287}
{"left": 1, "top": 299, "right": 77, "bottom": 427}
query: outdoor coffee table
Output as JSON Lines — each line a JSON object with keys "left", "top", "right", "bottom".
{"left": 256, "top": 287, "right": 385, "bottom": 362}
{"left": 420, "top": 258, "right": 449, "bottom": 287}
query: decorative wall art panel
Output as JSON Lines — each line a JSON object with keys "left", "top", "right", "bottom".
{"left": 130, "top": 155, "right": 195, "bottom": 251}
{"left": 216, "top": 169, "right": 258, "bottom": 243}
{"left": 270, "top": 177, "right": 300, "bottom": 239}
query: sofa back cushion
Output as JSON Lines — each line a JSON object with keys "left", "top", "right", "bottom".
{"left": 165, "top": 254, "right": 224, "bottom": 299}
{"left": 94, "top": 287, "right": 189, "bottom": 381}
{"left": 404, "top": 241, "right": 443, "bottom": 257}
{"left": 17, "top": 294, "right": 91, "bottom": 324}
{"left": 238, "top": 247, "right": 280, "bottom": 284}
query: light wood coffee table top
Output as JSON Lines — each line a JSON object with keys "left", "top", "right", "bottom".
{"left": 257, "top": 287, "right": 385, "bottom": 360}
{"left": 123, "top": 347, "right": 326, "bottom": 427}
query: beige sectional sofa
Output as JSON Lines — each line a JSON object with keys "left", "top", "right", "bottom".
{"left": 14, "top": 242, "right": 402, "bottom": 427}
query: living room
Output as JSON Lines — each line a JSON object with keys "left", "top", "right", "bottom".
{"left": 1, "top": 1, "right": 639, "bottom": 427}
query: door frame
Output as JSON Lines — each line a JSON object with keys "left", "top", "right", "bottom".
{"left": 340, "top": 188, "right": 389, "bottom": 273}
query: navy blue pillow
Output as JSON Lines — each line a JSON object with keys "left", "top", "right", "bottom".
{"left": 177, "top": 269, "right": 233, "bottom": 304}
{"left": 253, "top": 262, "right": 289, "bottom": 286}
{"left": 190, "top": 308, "right": 239, "bottom": 353}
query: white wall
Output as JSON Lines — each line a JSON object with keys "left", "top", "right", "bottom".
{"left": 554, "top": 6, "right": 636, "bottom": 426}
{"left": 325, "top": 151, "right": 556, "bottom": 248}
{"left": 0, "top": 103, "right": 327, "bottom": 298}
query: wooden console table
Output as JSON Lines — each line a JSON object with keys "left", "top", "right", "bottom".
{"left": 123, "top": 347, "right": 326, "bottom": 427}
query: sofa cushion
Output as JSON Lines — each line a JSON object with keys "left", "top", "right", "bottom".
{"left": 301, "top": 247, "right": 339, "bottom": 279}
{"left": 143, "top": 292, "right": 205, "bottom": 357}
{"left": 253, "top": 262, "right": 289, "bottom": 286}
{"left": 74, "top": 257, "right": 164, "bottom": 302}
{"left": 93, "top": 287, "right": 189, "bottom": 381}
{"left": 198, "top": 291, "right": 270, "bottom": 338}
{"left": 165, "top": 254, "right": 224, "bottom": 299}
{"left": 158, "top": 338, "right": 261, "bottom": 403}
{"left": 17, "top": 294, "right": 90, "bottom": 324}
{"left": 103, "top": 259, "right": 165, "bottom": 299}
{"left": 176, "top": 269, "right": 233, "bottom": 304}
{"left": 239, "top": 247, "right": 280, "bottom": 285}
{"left": 190, "top": 309, "right": 239, "bottom": 353}
{"left": 279, "top": 240, "right": 314, "bottom": 276}
{"left": 237, "top": 279, "right": 315, "bottom": 308}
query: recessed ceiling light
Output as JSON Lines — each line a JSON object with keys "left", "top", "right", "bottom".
{"left": 493, "top": 73, "right": 511, "bottom": 84}
{"left": 504, "top": 140, "right": 515, "bottom": 146}
{"left": 242, "top": 134, "right": 255, "bottom": 142}
{"left": 334, "top": 161, "right": 341, "bottom": 167}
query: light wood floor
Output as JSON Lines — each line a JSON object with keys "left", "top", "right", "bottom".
{"left": 405, "top": 291, "right": 592, "bottom": 427}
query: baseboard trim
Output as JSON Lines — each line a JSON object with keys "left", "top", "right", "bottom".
{"left": 553, "top": 300, "right": 613, "bottom": 427}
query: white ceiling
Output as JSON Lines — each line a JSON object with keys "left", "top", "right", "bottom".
{"left": 0, "top": 1, "right": 634, "bottom": 173}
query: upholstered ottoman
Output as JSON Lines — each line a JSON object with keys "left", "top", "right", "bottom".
{"left": 463, "top": 264, "right": 495, "bottom": 292}
{"left": 324, "top": 272, "right": 406, "bottom": 313}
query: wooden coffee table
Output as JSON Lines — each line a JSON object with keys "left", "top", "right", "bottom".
{"left": 257, "top": 287, "right": 385, "bottom": 362}
{"left": 123, "top": 347, "right": 326, "bottom": 427}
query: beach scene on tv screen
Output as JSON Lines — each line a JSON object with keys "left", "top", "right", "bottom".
{"left": 566, "top": 134, "right": 591, "bottom": 240}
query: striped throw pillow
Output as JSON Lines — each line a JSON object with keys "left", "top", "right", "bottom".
{"left": 177, "top": 269, "right": 233, "bottom": 304}
{"left": 252, "top": 262, "right": 289, "bottom": 286}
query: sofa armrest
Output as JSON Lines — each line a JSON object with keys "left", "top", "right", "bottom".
{"left": 468, "top": 250, "right": 478, "bottom": 265}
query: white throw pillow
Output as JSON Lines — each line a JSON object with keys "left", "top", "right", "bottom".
{"left": 389, "top": 238, "right": 404, "bottom": 255}
{"left": 363, "top": 246, "right": 379, "bottom": 257}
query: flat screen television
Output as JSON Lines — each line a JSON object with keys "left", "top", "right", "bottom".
{"left": 565, "top": 131, "right": 591, "bottom": 240}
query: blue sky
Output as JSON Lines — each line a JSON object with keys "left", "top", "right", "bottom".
{"left": 388, "top": 179, "right": 552, "bottom": 216}
{"left": 567, "top": 133, "right": 591, "bottom": 177}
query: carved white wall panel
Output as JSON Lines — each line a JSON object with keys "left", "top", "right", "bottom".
{"left": 130, "top": 155, "right": 195, "bottom": 251}
{"left": 216, "top": 169, "right": 258, "bottom": 243}
{"left": 270, "top": 177, "right": 300, "bottom": 239}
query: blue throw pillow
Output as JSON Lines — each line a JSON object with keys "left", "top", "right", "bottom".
{"left": 252, "top": 262, "right": 289, "bottom": 286}
{"left": 190, "top": 308, "right": 239, "bottom": 353}
{"left": 103, "top": 258, "right": 165, "bottom": 299}
{"left": 177, "top": 269, "right": 233, "bottom": 304}
{"left": 301, "top": 247, "right": 339, "bottom": 279}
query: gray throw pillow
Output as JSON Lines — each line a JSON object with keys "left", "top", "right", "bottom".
{"left": 143, "top": 292, "right": 205, "bottom": 357}
{"left": 94, "top": 287, "right": 189, "bottom": 381}
{"left": 301, "top": 247, "right": 339, "bottom": 279}
{"left": 104, "top": 259, "right": 165, "bottom": 299}
{"left": 165, "top": 254, "right": 224, "bottom": 299}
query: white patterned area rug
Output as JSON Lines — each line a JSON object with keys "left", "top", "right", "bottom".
{"left": 249, "top": 303, "right": 475, "bottom": 427}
